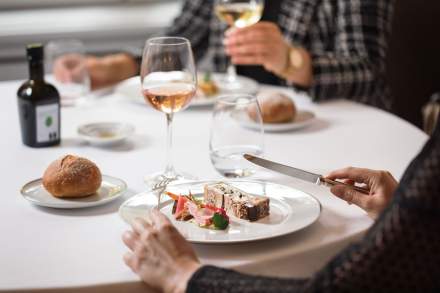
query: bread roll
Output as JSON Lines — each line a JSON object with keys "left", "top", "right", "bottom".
{"left": 43, "top": 155, "right": 102, "bottom": 198}
{"left": 248, "top": 92, "right": 297, "bottom": 123}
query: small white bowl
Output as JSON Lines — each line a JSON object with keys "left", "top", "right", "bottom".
{"left": 78, "top": 122, "right": 135, "bottom": 146}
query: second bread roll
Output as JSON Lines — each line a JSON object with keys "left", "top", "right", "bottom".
{"left": 248, "top": 92, "right": 297, "bottom": 123}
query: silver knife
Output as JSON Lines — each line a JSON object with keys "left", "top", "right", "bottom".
{"left": 243, "top": 154, "right": 370, "bottom": 194}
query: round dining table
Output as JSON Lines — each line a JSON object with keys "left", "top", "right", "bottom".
{"left": 0, "top": 78, "right": 428, "bottom": 293}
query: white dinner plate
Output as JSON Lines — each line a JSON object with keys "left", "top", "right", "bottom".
{"left": 78, "top": 122, "right": 135, "bottom": 146}
{"left": 114, "top": 73, "right": 259, "bottom": 108}
{"left": 21, "top": 175, "right": 127, "bottom": 209}
{"left": 119, "top": 180, "right": 321, "bottom": 244}
{"left": 233, "top": 110, "right": 316, "bottom": 132}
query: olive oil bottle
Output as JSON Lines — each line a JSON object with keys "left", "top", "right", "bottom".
{"left": 17, "top": 44, "right": 61, "bottom": 147}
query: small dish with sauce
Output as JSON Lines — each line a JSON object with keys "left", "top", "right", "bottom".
{"left": 78, "top": 122, "right": 135, "bottom": 146}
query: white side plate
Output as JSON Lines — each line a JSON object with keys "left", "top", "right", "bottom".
{"left": 21, "top": 175, "right": 127, "bottom": 209}
{"left": 119, "top": 180, "right": 321, "bottom": 244}
{"left": 114, "top": 74, "right": 259, "bottom": 108}
{"left": 233, "top": 110, "right": 316, "bottom": 132}
{"left": 78, "top": 122, "right": 135, "bottom": 146}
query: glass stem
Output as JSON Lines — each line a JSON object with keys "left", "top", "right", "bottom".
{"left": 226, "top": 63, "right": 237, "bottom": 83}
{"left": 164, "top": 113, "right": 176, "bottom": 178}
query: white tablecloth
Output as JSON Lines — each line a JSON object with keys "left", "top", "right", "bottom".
{"left": 0, "top": 80, "right": 428, "bottom": 291}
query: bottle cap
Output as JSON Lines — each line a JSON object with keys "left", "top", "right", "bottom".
{"left": 26, "top": 43, "right": 44, "bottom": 62}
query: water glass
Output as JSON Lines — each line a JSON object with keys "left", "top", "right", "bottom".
{"left": 45, "top": 39, "right": 90, "bottom": 106}
{"left": 210, "top": 94, "right": 264, "bottom": 177}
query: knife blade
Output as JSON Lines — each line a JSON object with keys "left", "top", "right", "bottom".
{"left": 243, "top": 154, "right": 370, "bottom": 194}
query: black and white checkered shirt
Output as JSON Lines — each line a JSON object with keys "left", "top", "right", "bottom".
{"left": 165, "top": 0, "right": 394, "bottom": 110}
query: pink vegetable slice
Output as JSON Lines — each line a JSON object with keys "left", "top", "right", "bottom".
{"left": 175, "top": 196, "right": 188, "bottom": 216}
{"left": 186, "top": 201, "right": 215, "bottom": 226}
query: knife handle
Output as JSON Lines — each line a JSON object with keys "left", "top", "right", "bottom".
{"left": 319, "top": 177, "right": 370, "bottom": 195}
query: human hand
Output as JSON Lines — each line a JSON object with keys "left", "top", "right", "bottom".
{"left": 223, "top": 21, "right": 289, "bottom": 74}
{"left": 122, "top": 209, "right": 201, "bottom": 293}
{"left": 54, "top": 53, "right": 137, "bottom": 90}
{"left": 326, "top": 167, "right": 398, "bottom": 218}
{"left": 53, "top": 53, "right": 88, "bottom": 84}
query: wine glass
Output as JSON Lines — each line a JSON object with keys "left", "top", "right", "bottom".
{"left": 214, "top": 0, "right": 265, "bottom": 90}
{"left": 210, "top": 94, "right": 264, "bottom": 177}
{"left": 141, "top": 37, "right": 197, "bottom": 187}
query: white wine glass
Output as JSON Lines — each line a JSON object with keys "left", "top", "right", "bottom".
{"left": 141, "top": 37, "right": 197, "bottom": 187}
{"left": 215, "top": 0, "right": 264, "bottom": 90}
{"left": 210, "top": 94, "right": 264, "bottom": 178}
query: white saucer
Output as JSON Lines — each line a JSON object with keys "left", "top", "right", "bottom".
{"left": 114, "top": 73, "right": 259, "bottom": 108}
{"left": 21, "top": 175, "right": 127, "bottom": 209}
{"left": 119, "top": 180, "right": 321, "bottom": 244}
{"left": 78, "top": 122, "right": 135, "bottom": 146}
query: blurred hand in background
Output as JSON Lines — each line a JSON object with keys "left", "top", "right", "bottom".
{"left": 53, "top": 53, "right": 138, "bottom": 90}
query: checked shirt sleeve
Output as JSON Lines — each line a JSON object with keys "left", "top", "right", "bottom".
{"left": 310, "top": 0, "right": 393, "bottom": 110}
{"left": 165, "top": 0, "right": 214, "bottom": 62}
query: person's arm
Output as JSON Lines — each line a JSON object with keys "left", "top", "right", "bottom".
{"left": 122, "top": 122, "right": 440, "bottom": 292}
{"left": 308, "top": 0, "right": 393, "bottom": 109}
{"left": 187, "top": 130, "right": 440, "bottom": 292}
{"left": 165, "top": 0, "right": 213, "bottom": 62}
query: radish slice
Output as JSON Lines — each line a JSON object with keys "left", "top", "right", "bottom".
{"left": 186, "top": 201, "right": 215, "bottom": 226}
{"left": 175, "top": 196, "right": 188, "bottom": 216}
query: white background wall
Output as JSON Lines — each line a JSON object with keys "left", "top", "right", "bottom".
{"left": 0, "top": 0, "right": 180, "bottom": 81}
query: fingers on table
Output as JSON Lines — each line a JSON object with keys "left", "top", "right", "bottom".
{"left": 123, "top": 252, "right": 139, "bottom": 273}
{"left": 150, "top": 208, "right": 172, "bottom": 229}
{"left": 122, "top": 230, "right": 139, "bottom": 251}
{"left": 131, "top": 218, "right": 153, "bottom": 235}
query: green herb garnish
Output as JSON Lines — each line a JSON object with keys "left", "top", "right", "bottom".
{"left": 212, "top": 213, "right": 229, "bottom": 230}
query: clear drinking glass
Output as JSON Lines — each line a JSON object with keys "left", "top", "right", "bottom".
{"left": 214, "top": 0, "right": 264, "bottom": 90}
{"left": 210, "top": 94, "right": 264, "bottom": 177}
{"left": 45, "top": 39, "right": 90, "bottom": 106}
{"left": 141, "top": 37, "right": 197, "bottom": 186}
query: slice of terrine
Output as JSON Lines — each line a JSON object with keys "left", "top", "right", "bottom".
{"left": 204, "top": 182, "right": 270, "bottom": 221}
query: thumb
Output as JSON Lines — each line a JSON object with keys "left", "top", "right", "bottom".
{"left": 331, "top": 185, "right": 369, "bottom": 210}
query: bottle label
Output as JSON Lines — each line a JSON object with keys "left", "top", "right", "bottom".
{"left": 36, "top": 104, "right": 59, "bottom": 143}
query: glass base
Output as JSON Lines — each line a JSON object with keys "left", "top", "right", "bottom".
{"left": 217, "top": 77, "right": 244, "bottom": 91}
{"left": 217, "top": 168, "right": 256, "bottom": 178}
{"left": 144, "top": 171, "right": 197, "bottom": 208}
{"left": 144, "top": 171, "right": 197, "bottom": 190}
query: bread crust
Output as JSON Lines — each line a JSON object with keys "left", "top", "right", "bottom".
{"left": 42, "top": 155, "right": 102, "bottom": 198}
{"left": 248, "top": 92, "right": 297, "bottom": 123}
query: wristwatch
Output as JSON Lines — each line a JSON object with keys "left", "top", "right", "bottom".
{"left": 278, "top": 45, "right": 304, "bottom": 79}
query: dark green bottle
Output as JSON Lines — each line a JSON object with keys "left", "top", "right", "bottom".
{"left": 17, "top": 44, "right": 61, "bottom": 147}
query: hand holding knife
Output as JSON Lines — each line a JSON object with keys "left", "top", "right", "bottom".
{"left": 243, "top": 154, "right": 370, "bottom": 195}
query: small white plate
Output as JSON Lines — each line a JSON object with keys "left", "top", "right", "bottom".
{"left": 234, "top": 110, "right": 316, "bottom": 133}
{"left": 119, "top": 180, "right": 321, "bottom": 244}
{"left": 21, "top": 175, "right": 127, "bottom": 209}
{"left": 114, "top": 73, "right": 259, "bottom": 108}
{"left": 78, "top": 122, "right": 135, "bottom": 146}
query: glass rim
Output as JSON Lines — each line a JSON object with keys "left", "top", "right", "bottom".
{"left": 46, "top": 39, "right": 85, "bottom": 52}
{"left": 146, "top": 37, "right": 190, "bottom": 46}
{"left": 215, "top": 94, "right": 258, "bottom": 105}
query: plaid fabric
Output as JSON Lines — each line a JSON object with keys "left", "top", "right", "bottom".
{"left": 166, "top": 0, "right": 394, "bottom": 110}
